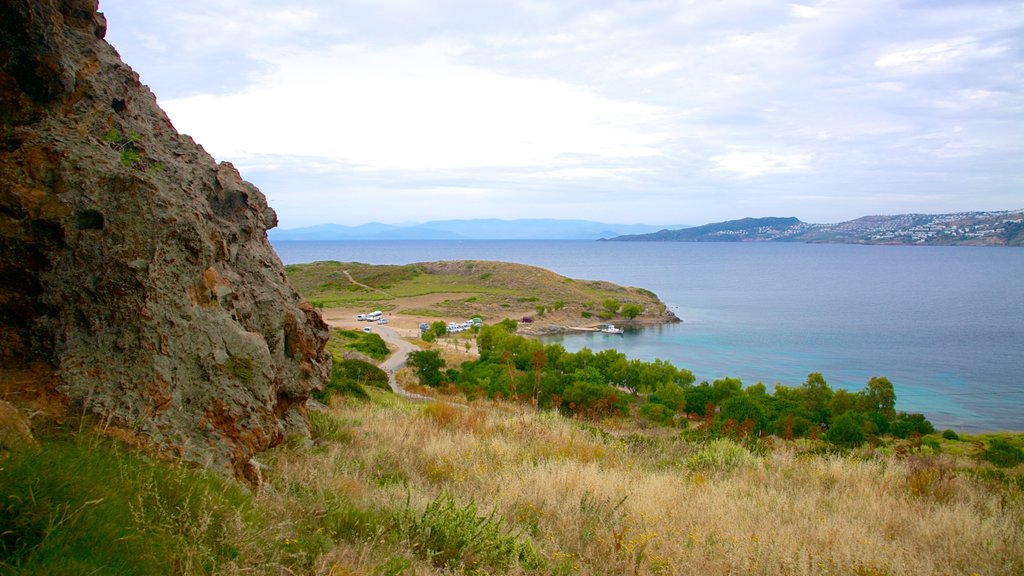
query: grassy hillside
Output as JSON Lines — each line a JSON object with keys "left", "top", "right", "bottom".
{"left": 4, "top": 393, "right": 1022, "bottom": 575}
{"left": 285, "top": 260, "right": 673, "bottom": 325}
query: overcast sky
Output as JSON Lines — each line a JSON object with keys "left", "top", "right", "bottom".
{"left": 100, "top": 0, "right": 1023, "bottom": 229}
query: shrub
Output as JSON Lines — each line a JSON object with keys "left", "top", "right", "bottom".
{"left": 891, "top": 412, "right": 936, "bottom": 438}
{"left": 687, "top": 438, "right": 754, "bottom": 470}
{"left": 397, "top": 491, "right": 538, "bottom": 571}
{"left": 345, "top": 332, "right": 390, "bottom": 360}
{"left": 718, "top": 394, "right": 767, "bottom": 433}
{"left": 826, "top": 412, "right": 865, "bottom": 447}
{"left": 985, "top": 438, "right": 1024, "bottom": 468}
{"left": 621, "top": 302, "right": 643, "bottom": 319}
{"left": 942, "top": 429, "right": 960, "bottom": 441}
{"left": 313, "top": 357, "right": 381, "bottom": 403}
{"left": 639, "top": 402, "right": 675, "bottom": 426}
{"left": 308, "top": 410, "right": 353, "bottom": 443}
{"left": 407, "top": 350, "right": 446, "bottom": 387}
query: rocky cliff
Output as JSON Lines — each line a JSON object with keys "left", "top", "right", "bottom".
{"left": 0, "top": 0, "right": 331, "bottom": 478}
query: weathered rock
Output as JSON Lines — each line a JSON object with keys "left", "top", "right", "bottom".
{"left": 0, "top": 0, "right": 330, "bottom": 476}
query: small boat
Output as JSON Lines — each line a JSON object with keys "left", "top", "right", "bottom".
{"left": 601, "top": 324, "right": 624, "bottom": 334}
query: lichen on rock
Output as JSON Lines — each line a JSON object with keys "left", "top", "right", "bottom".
{"left": 0, "top": 0, "right": 330, "bottom": 476}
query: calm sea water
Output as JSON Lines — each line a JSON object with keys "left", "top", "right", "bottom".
{"left": 273, "top": 240, "right": 1024, "bottom": 432}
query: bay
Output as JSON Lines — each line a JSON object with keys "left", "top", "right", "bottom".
{"left": 273, "top": 240, "right": 1024, "bottom": 432}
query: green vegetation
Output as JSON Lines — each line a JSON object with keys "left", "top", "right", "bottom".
{"left": 326, "top": 329, "right": 390, "bottom": 361}
{"left": 985, "top": 438, "right": 1024, "bottom": 467}
{"left": 314, "top": 356, "right": 389, "bottom": 402}
{"left": 396, "top": 491, "right": 539, "bottom": 571}
{"left": 6, "top": 390, "right": 1021, "bottom": 575}
{"left": 102, "top": 128, "right": 142, "bottom": 167}
{"left": 405, "top": 327, "right": 936, "bottom": 446}
{"left": 420, "top": 321, "right": 448, "bottom": 342}
{"left": 226, "top": 354, "right": 255, "bottom": 383}
{"left": 407, "top": 350, "right": 446, "bottom": 387}
{"left": 0, "top": 432, "right": 262, "bottom": 574}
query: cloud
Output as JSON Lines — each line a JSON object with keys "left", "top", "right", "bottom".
{"left": 875, "top": 37, "right": 1006, "bottom": 71}
{"left": 100, "top": 0, "right": 1024, "bottom": 226}
{"left": 162, "top": 41, "right": 669, "bottom": 172}
{"left": 711, "top": 151, "right": 815, "bottom": 178}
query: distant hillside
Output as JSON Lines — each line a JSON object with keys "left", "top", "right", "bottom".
{"left": 606, "top": 211, "right": 1024, "bottom": 246}
{"left": 608, "top": 217, "right": 806, "bottom": 242}
{"left": 270, "top": 218, "right": 690, "bottom": 241}
{"left": 284, "top": 260, "right": 678, "bottom": 329}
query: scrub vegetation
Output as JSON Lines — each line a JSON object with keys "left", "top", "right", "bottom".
{"left": 4, "top": 297, "right": 1022, "bottom": 575}
{"left": 3, "top": 387, "right": 1022, "bottom": 575}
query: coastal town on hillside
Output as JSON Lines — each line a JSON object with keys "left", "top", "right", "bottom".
{"left": 611, "top": 210, "right": 1024, "bottom": 246}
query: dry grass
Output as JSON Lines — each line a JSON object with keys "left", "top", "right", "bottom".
{"left": 252, "top": 391, "right": 1024, "bottom": 575}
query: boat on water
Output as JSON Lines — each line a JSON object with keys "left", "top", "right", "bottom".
{"left": 600, "top": 324, "right": 624, "bottom": 334}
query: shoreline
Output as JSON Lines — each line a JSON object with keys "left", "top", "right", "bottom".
{"left": 319, "top": 306, "right": 681, "bottom": 339}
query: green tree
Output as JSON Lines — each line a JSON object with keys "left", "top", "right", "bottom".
{"left": 600, "top": 298, "right": 621, "bottom": 320}
{"left": 621, "top": 303, "right": 643, "bottom": 319}
{"left": 718, "top": 394, "right": 768, "bottom": 433}
{"left": 859, "top": 376, "right": 896, "bottom": 420}
{"left": 648, "top": 382, "right": 687, "bottom": 413}
{"left": 407, "top": 350, "right": 446, "bottom": 387}
{"left": 422, "top": 321, "right": 448, "bottom": 342}
{"left": 890, "top": 412, "right": 935, "bottom": 438}
{"left": 799, "top": 372, "right": 834, "bottom": 424}
{"left": 826, "top": 412, "right": 865, "bottom": 447}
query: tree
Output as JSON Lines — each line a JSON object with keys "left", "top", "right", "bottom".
{"left": 648, "top": 382, "right": 687, "bottom": 413}
{"left": 621, "top": 303, "right": 643, "bottom": 319}
{"left": 600, "top": 298, "right": 621, "bottom": 320}
{"left": 799, "top": 372, "right": 833, "bottom": 424}
{"left": 422, "top": 321, "right": 448, "bottom": 342}
{"left": 718, "top": 394, "right": 768, "bottom": 433}
{"left": 407, "top": 350, "right": 446, "bottom": 387}
{"left": 859, "top": 376, "right": 896, "bottom": 420}
{"left": 826, "top": 412, "right": 865, "bottom": 447}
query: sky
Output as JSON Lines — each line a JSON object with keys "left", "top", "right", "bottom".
{"left": 100, "top": 0, "right": 1023, "bottom": 229}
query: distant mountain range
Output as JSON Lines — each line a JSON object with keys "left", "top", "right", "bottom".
{"left": 606, "top": 210, "right": 1024, "bottom": 246}
{"left": 269, "top": 219, "right": 691, "bottom": 241}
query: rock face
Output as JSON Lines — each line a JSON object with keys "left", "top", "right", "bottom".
{"left": 0, "top": 0, "right": 331, "bottom": 475}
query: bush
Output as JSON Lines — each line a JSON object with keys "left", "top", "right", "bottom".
{"left": 407, "top": 350, "right": 446, "bottom": 387}
{"left": 891, "top": 413, "right": 935, "bottom": 439}
{"left": 826, "top": 412, "right": 865, "bottom": 447}
{"left": 345, "top": 332, "right": 390, "bottom": 360}
{"left": 639, "top": 402, "right": 676, "bottom": 426}
{"left": 687, "top": 438, "right": 754, "bottom": 470}
{"left": 718, "top": 394, "right": 767, "bottom": 433}
{"left": 397, "top": 492, "right": 538, "bottom": 571}
{"left": 985, "top": 438, "right": 1024, "bottom": 468}
{"left": 314, "top": 357, "right": 389, "bottom": 403}
{"left": 942, "top": 429, "right": 960, "bottom": 441}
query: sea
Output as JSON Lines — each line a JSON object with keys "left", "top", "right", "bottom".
{"left": 272, "top": 240, "right": 1024, "bottom": 433}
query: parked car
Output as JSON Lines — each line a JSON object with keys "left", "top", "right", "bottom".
{"left": 362, "top": 326, "right": 372, "bottom": 333}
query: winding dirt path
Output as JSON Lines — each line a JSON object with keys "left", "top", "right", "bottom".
{"left": 342, "top": 269, "right": 394, "bottom": 298}
{"left": 323, "top": 317, "right": 430, "bottom": 401}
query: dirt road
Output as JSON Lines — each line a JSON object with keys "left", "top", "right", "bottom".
{"left": 324, "top": 318, "right": 430, "bottom": 401}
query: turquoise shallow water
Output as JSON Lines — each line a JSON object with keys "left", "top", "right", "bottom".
{"left": 273, "top": 240, "right": 1024, "bottom": 432}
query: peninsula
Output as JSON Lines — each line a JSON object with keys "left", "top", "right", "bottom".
{"left": 284, "top": 259, "right": 679, "bottom": 335}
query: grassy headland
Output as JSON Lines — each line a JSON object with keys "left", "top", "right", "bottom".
{"left": 284, "top": 260, "right": 677, "bottom": 332}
